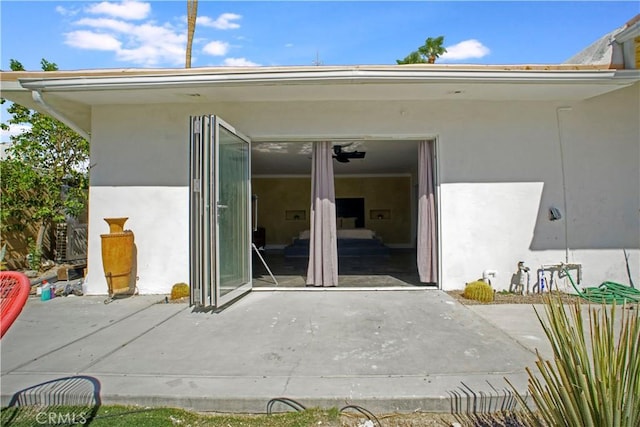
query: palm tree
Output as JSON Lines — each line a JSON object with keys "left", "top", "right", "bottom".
{"left": 396, "top": 36, "right": 447, "bottom": 64}
{"left": 186, "top": 0, "right": 198, "bottom": 68}
{"left": 396, "top": 51, "right": 425, "bottom": 65}
{"left": 419, "top": 36, "right": 447, "bottom": 64}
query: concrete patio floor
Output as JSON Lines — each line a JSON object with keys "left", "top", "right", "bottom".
{"left": 1, "top": 289, "right": 552, "bottom": 414}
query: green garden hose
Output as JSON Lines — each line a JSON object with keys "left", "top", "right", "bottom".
{"left": 564, "top": 269, "right": 640, "bottom": 304}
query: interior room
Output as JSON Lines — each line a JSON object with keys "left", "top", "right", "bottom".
{"left": 250, "top": 139, "right": 431, "bottom": 287}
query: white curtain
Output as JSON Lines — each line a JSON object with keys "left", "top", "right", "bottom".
{"left": 417, "top": 140, "right": 437, "bottom": 283}
{"left": 306, "top": 141, "right": 339, "bottom": 287}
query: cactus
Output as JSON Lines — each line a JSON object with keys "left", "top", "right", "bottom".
{"left": 170, "top": 282, "right": 190, "bottom": 300}
{"left": 463, "top": 280, "right": 494, "bottom": 303}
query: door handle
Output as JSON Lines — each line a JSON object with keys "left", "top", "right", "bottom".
{"left": 216, "top": 203, "right": 228, "bottom": 219}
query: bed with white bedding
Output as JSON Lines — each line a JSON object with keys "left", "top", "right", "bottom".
{"left": 283, "top": 229, "right": 391, "bottom": 258}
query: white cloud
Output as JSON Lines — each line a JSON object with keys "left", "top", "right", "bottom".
{"left": 86, "top": 0, "right": 151, "bottom": 20}
{"left": 118, "top": 44, "right": 179, "bottom": 66}
{"left": 285, "top": 43, "right": 294, "bottom": 48}
{"left": 203, "top": 41, "right": 229, "bottom": 56}
{"left": 198, "top": 13, "right": 241, "bottom": 30}
{"left": 66, "top": 14, "right": 186, "bottom": 66}
{"left": 55, "top": 5, "right": 78, "bottom": 17}
{"left": 440, "top": 39, "right": 490, "bottom": 61}
{"left": 197, "top": 16, "right": 215, "bottom": 27}
{"left": 116, "top": 23, "right": 186, "bottom": 66}
{"left": 75, "top": 17, "right": 135, "bottom": 33}
{"left": 64, "top": 30, "right": 122, "bottom": 51}
{"left": 223, "top": 57, "right": 259, "bottom": 67}
{"left": 61, "top": 4, "right": 248, "bottom": 67}
{"left": 133, "top": 23, "right": 186, "bottom": 47}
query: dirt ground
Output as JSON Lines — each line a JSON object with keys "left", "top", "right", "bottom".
{"left": 340, "top": 411, "right": 460, "bottom": 426}
{"left": 344, "top": 411, "right": 534, "bottom": 426}
{"left": 446, "top": 289, "right": 581, "bottom": 305}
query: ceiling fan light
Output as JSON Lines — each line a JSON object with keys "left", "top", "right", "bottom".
{"left": 332, "top": 144, "right": 365, "bottom": 163}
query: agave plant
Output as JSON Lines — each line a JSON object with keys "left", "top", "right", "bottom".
{"left": 509, "top": 296, "right": 640, "bottom": 426}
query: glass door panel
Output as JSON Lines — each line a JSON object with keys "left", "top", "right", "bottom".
{"left": 189, "top": 116, "right": 251, "bottom": 309}
{"left": 216, "top": 123, "right": 251, "bottom": 304}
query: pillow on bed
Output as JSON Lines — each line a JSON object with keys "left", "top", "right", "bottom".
{"left": 337, "top": 229, "right": 375, "bottom": 239}
{"left": 299, "top": 229, "right": 376, "bottom": 240}
{"left": 299, "top": 230, "right": 311, "bottom": 240}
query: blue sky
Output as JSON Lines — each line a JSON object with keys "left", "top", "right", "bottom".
{"left": 1, "top": 1, "right": 638, "bottom": 70}
{"left": 1, "top": 1, "right": 639, "bottom": 142}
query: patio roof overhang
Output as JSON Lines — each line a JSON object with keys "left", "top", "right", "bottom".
{"left": 1, "top": 64, "right": 639, "bottom": 140}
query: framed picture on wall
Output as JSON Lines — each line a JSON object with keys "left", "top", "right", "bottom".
{"left": 285, "top": 210, "right": 306, "bottom": 221}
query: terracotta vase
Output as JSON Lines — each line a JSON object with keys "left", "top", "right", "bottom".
{"left": 105, "top": 217, "right": 128, "bottom": 233}
{"left": 101, "top": 218, "right": 134, "bottom": 297}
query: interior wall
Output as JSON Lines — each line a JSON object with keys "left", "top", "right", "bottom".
{"left": 252, "top": 177, "right": 310, "bottom": 246}
{"left": 251, "top": 175, "right": 412, "bottom": 247}
{"left": 335, "top": 176, "right": 412, "bottom": 246}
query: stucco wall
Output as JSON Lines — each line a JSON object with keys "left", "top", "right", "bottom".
{"left": 86, "top": 187, "right": 189, "bottom": 295}
{"left": 85, "top": 107, "right": 190, "bottom": 295}
{"left": 84, "top": 83, "right": 639, "bottom": 294}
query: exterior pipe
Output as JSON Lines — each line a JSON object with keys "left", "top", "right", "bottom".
{"left": 556, "top": 106, "right": 572, "bottom": 263}
{"left": 482, "top": 269, "right": 498, "bottom": 285}
{"left": 31, "top": 90, "right": 91, "bottom": 141}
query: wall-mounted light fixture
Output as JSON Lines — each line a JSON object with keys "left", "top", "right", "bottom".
{"left": 548, "top": 207, "right": 562, "bottom": 221}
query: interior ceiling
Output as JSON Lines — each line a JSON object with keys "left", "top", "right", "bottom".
{"left": 251, "top": 139, "right": 420, "bottom": 176}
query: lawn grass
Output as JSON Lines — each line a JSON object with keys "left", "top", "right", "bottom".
{"left": 1, "top": 405, "right": 342, "bottom": 427}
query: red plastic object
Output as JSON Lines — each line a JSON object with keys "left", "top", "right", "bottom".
{"left": 1, "top": 271, "right": 31, "bottom": 338}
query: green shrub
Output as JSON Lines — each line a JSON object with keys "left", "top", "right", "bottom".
{"left": 26, "top": 238, "right": 41, "bottom": 271}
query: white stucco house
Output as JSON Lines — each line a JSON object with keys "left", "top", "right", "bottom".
{"left": 1, "top": 17, "right": 639, "bottom": 308}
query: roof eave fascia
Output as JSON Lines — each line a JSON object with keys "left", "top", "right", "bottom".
{"left": 615, "top": 21, "right": 640, "bottom": 43}
{"left": 613, "top": 69, "right": 640, "bottom": 83}
{"left": 0, "top": 79, "right": 26, "bottom": 91}
{"left": 15, "top": 68, "right": 629, "bottom": 92}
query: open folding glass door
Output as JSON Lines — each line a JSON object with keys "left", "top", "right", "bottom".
{"left": 189, "top": 115, "right": 252, "bottom": 308}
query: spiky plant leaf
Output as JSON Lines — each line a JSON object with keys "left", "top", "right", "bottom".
{"left": 507, "top": 296, "right": 639, "bottom": 426}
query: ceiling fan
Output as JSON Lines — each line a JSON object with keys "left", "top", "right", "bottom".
{"left": 333, "top": 144, "right": 366, "bottom": 163}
